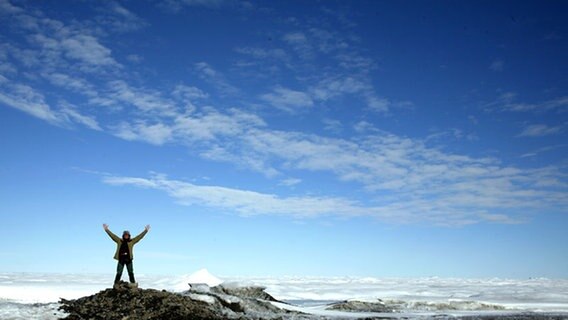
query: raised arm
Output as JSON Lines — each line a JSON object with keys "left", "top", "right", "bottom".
{"left": 103, "top": 223, "right": 121, "bottom": 243}
{"left": 132, "top": 225, "right": 150, "bottom": 244}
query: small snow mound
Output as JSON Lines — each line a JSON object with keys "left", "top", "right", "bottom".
{"left": 175, "top": 269, "right": 223, "bottom": 291}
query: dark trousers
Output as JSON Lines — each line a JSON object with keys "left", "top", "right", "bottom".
{"left": 114, "top": 259, "right": 135, "bottom": 283}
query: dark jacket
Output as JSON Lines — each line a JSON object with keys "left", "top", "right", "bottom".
{"left": 105, "top": 229, "right": 147, "bottom": 261}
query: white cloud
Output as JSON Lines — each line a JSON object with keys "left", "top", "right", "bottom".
{"left": 426, "top": 128, "right": 478, "bottom": 142}
{"left": 322, "top": 118, "right": 343, "bottom": 133}
{"left": 336, "top": 52, "right": 376, "bottom": 71}
{"left": 173, "top": 108, "right": 261, "bottom": 141}
{"left": 518, "top": 124, "right": 563, "bottom": 137}
{"left": 112, "top": 121, "right": 173, "bottom": 145}
{"left": 283, "top": 32, "right": 308, "bottom": 45}
{"left": 260, "top": 86, "right": 313, "bottom": 112}
{"left": 283, "top": 32, "right": 313, "bottom": 59}
{"left": 0, "top": 83, "right": 61, "bottom": 124}
{"left": 489, "top": 59, "right": 504, "bottom": 72}
{"left": 159, "top": 0, "right": 229, "bottom": 12}
{"left": 110, "top": 107, "right": 266, "bottom": 147}
{"left": 0, "top": 79, "right": 101, "bottom": 130}
{"left": 194, "top": 62, "right": 239, "bottom": 95}
{"left": 169, "top": 125, "right": 566, "bottom": 224}
{"left": 105, "top": 80, "right": 178, "bottom": 116}
{"left": 365, "top": 94, "right": 390, "bottom": 112}
{"left": 237, "top": 23, "right": 396, "bottom": 113}
{"left": 126, "top": 54, "right": 143, "bottom": 63}
{"left": 309, "top": 28, "right": 349, "bottom": 53}
{"left": 488, "top": 92, "right": 568, "bottom": 112}
{"left": 103, "top": 174, "right": 366, "bottom": 219}
{"left": 279, "top": 178, "right": 302, "bottom": 186}
{"left": 59, "top": 102, "right": 101, "bottom": 131}
{"left": 310, "top": 76, "right": 367, "bottom": 101}
{"left": 235, "top": 47, "right": 287, "bottom": 60}
{"left": 173, "top": 84, "right": 208, "bottom": 101}
{"left": 96, "top": 1, "right": 147, "bottom": 33}
{"left": 353, "top": 120, "right": 381, "bottom": 133}
{"left": 101, "top": 172, "right": 551, "bottom": 226}
{"left": 309, "top": 76, "right": 391, "bottom": 112}
{"left": 60, "top": 34, "right": 117, "bottom": 66}
{"left": 0, "top": 0, "right": 23, "bottom": 14}
{"left": 520, "top": 144, "right": 568, "bottom": 158}
{"left": 42, "top": 72, "right": 98, "bottom": 97}
{"left": 2, "top": 0, "right": 122, "bottom": 76}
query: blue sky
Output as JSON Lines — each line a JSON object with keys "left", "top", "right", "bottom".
{"left": 0, "top": 0, "right": 567, "bottom": 278}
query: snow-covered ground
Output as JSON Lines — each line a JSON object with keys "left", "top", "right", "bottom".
{"left": 1, "top": 270, "right": 567, "bottom": 319}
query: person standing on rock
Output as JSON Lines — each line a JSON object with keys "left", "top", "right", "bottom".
{"left": 103, "top": 223, "right": 150, "bottom": 287}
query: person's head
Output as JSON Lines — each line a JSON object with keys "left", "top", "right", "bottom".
{"left": 122, "top": 230, "right": 131, "bottom": 241}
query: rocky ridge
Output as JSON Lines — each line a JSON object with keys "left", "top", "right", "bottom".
{"left": 58, "top": 281, "right": 313, "bottom": 320}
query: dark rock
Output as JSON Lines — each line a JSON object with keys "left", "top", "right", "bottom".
{"left": 326, "top": 299, "right": 394, "bottom": 313}
{"left": 58, "top": 281, "right": 308, "bottom": 320}
{"left": 211, "top": 285, "right": 281, "bottom": 303}
{"left": 59, "top": 281, "right": 227, "bottom": 320}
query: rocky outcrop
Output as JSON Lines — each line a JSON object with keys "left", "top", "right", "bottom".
{"left": 326, "top": 299, "right": 394, "bottom": 313}
{"left": 59, "top": 282, "right": 225, "bottom": 320}
{"left": 211, "top": 284, "right": 281, "bottom": 302}
{"left": 58, "top": 281, "right": 309, "bottom": 320}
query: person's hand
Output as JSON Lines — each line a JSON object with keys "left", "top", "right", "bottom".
{"left": 145, "top": 224, "right": 151, "bottom": 231}
{"left": 103, "top": 223, "right": 109, "bottom": 231}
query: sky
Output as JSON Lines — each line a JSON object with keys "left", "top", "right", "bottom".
{"left": 0, "top": 0, "right": 567, "bottom": 279}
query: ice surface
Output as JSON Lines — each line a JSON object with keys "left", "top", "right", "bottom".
{"left": 231, "top": 276, "right": 568, "bottom": 313}
{"left": 1, "top": 272, "right": 567, "bottom": 319}
{"left": 0, "top": 302, "right": 65, "bottom": 320}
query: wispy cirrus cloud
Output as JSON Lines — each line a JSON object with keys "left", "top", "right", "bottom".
{"left": 112, "top": 121, "right": 173, "bottom": 145}
{"left": 194, "top": 62, "right": 239, "bottom": 96}
{"left": 322, "top": 118, "right": 343, "bottom": 133}
{"left": 260, "top": 86, "right": 313, "bottom": 112}
{"left": 0, "top": 78, "right": 100, "bottom": 130}
{"left": 105, "top": 80, "right": 178, "bottom": 116}
{"left": 96, "top": 104, "right": 567, "bottom": 225}
{"left": 59, "top": 102, "right": 102, "bottom": 131}
{"left": 283, "top": 31, "right": 315, "bottom": 60}
{"left": 518, "top": 124, "right": 564, "bottom": 137}
{"left": 103, "top": 174, "right": 366, "bottom": 219}
{"left": 0, "top": 81, "right": 61, "bottom": 124}
{"left": 0, "top": 0, "right": 122, "bottom": 129}
{"left": 520, "top": 144, "right": 568, "bottom": 158}
{"left": 487, "top": 92, "right": 568, "bottom": 113}
{"left": 59, "top": 34, "right": 118, "bottom": 67}
{"left": 235, "top": 20, "right": 397, "bottom": 113}
{"left": 102, "top": 173, "right": 537, "bottom": 226}
{"left": 158, "top": 0, "right": 238, "bottom": 13}
{"left": 95, "top": 1, "right": 147, "bottom": 33}
{"left": 489, "top": 59, "right": 504, "bottom": 72}
{"left": 235, "top": 47, "right": 288, "bottom": 61}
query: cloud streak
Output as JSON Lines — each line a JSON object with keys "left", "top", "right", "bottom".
{"left": 260, "top": 86, "right": 313, "bottom": 112}
{"left": 102, "top": 173, "right": 547, "bottom": 226}
{"left": 518, "top": 124, "right": 563, "bottom": 137}
{"left": 97, "top": 113, "right": 568, "bottom": 226}
{"left": 488, "top": 92, "right": 568, "bottom": 113}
